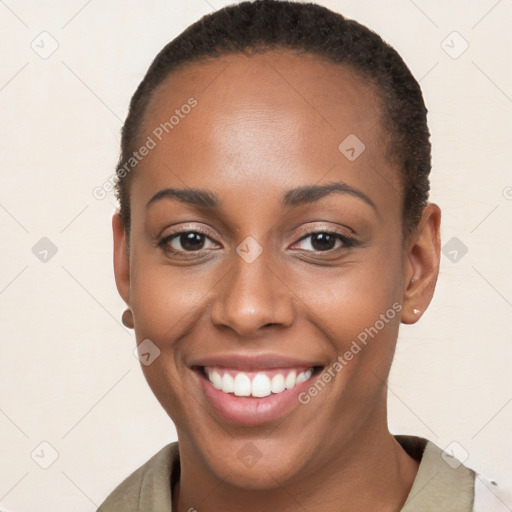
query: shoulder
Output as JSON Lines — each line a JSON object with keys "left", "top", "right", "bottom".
{"left": 396, "top": 435, "right": 507, "bottom": 511}
{"left": 97, "top": 441, "right": 179, "bottom": 512}
{"left": 396, "top": 435, "right": 476, "bottom": 511}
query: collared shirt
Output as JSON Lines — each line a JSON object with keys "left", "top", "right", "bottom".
{"left": 97, "top": 435, "right": 484, "bottom": 511}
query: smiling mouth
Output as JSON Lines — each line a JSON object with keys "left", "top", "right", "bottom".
{"left": 195, "top": 365, "right": 323, "bottom": 398}
{"left": 191, "top": 359, "right": 325, "bottom": 425}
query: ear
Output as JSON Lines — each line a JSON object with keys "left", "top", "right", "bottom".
{"left": 401, "top": 203, "right": 441, "bottom": 324}
{"left": 112, "top": 210, "right": 131, "bottom": 305}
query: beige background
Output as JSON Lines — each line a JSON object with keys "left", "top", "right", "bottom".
{"left": 1, "top": 0, "right": 511, "bottom": 510}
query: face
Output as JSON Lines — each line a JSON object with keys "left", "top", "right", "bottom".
{"left": 113, "top": 50, "right": 439, "bottom": 490}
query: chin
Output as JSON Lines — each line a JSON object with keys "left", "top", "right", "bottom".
{"left": 195, "top": 435, "right": 314, "bottom": 491}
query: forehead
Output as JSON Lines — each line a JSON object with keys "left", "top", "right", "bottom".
{"left": 132, "top": 50, "right": 401, "bottom": 219}
{"left": 143, "top": 49, "right": 382, "bottom": 138}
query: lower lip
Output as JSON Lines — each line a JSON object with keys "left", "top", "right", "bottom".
{"left": 196, "top": 370, "right": 317, "bottom": 426}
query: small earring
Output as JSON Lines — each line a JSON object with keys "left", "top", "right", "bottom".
{"left": 413, "top": 308, "right": 420, "bottom": 315}
{"left": 122, "top": 308, "right": 134, "bottom": 328}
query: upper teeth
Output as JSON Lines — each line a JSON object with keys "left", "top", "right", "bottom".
{"left": 206, "top": 367, "right": 314, "bottom": 397}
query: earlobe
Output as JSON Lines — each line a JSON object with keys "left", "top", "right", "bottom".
{"left": 401, "top": 203, "right": 441, "bottom": 325}
{"left": 112, "top": 210, "right": 131, "bottom": 306}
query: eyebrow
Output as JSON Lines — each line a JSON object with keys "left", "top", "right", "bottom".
{"left": 282, "top": 181, "right": 377, "bottom": 212}
{"left": 145, "top": 181, "right": 378, "bottom": 213}
{"left": 146, "top": 187, "right": 219, "bottom": 209}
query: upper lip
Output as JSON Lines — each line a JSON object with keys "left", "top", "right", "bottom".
{"left": 189, "top": 353, "right": 323, "bottom": 371}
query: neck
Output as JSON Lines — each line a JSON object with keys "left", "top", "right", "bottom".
{"left": 173, "top": 401, "right": 419, "bottom": 512}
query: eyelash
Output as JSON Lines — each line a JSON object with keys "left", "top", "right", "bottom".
{"left": 294, "top": 230, "right": 358, "bottom": 252}
{"left": 156, "top": 228, "right": 217, "bottom": 256}
{"left": 156, "top": 228, "right": 358, "bottom": 256}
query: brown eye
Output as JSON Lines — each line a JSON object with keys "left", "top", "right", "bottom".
{"left": 293, "top": 231, "right": 356, "bottom": 252}
{"left": 158, "top": 230, "right": 219, "bottom": 254}
{"left": 177, "top": 232, "right": 206, "bottom": 251}
{"left": 309, "top": 232, "right": 336, "bottom": 251}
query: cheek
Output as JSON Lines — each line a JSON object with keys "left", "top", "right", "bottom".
{"left": 128, "top": 256, "right": 221, "bottom": 409}
{"left": 293, "top": 250, "right": 405, "bottom": 403}
{"left": 298, "top": 272, "right": 401, "bottom": 373}
{"left": 297, "top": 246, "right": 403, "bottom": 342}
{"left": 130, "top": 255, "right": 216, "bottom": 341}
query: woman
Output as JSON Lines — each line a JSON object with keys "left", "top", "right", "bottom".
{"left": 100, "top": 1, "right": 484, "bottom": 510}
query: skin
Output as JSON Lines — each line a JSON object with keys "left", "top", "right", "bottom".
{"left": 113, "top": 50, "right": 441, "bottom": 511}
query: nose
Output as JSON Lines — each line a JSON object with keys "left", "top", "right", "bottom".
{"left": 210, "top": 249, "right": 295, "bottom": 338}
